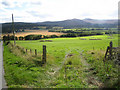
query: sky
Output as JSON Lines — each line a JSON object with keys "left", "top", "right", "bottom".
{"left": 0, "top": 0, "right": 119, "bottom": 23}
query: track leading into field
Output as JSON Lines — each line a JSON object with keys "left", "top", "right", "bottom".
{"left": 0, "top": 41, "right": 7, "bottom": 89}
{"left": 79, "top": 51, "right": 104, "bottom": 88}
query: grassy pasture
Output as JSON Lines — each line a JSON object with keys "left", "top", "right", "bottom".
{"left": 16, "top": 34, "right": 118, "bottom": 56}
{"left": 4, "top": 34, "right": 119, "bottom": 88}
{"left": 15, "top": 34, "right": 118, "bottom": 68}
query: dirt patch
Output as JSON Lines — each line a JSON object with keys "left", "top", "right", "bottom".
{"left": 80, "top": 38, "right": 87, "bottom": 40}
{"left": 89, "top": 39, "right": 102, "bottom": 40}
{"left": 66, "top": 54, "right": 74, "bottom": 57}
{"left": 40, "top": 40, "right": 53, "bottom": 42}
{"left": 107, "top": 37, "right": 114, "bottom": 39}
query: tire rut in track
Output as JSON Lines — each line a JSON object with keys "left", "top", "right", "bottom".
{"left": 79, "top": 51, "right": 104, "bottom": 88}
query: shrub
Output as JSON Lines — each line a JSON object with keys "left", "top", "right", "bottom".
{"left": 24, "top": 35, "right": 42, "bottom": 40}
{"left": 50, "top": 35, "right": 58, "bottom": 38}
{"left": 19, "top": 36, "right": 24, "bottom": 40}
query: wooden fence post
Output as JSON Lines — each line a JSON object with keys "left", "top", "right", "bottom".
{"left": 22, "top": 48, "right": 24, "bottom": 52}
{"left": 30, "top": 49, "right": 32, "bottom": 53}
{"left": 104, "top": 46, "right": 109, "bottom": 62}
{"left": 26, "top": 49, "right": 27, "bottom": 53}
{"left": 42, "top": 45, "right": 46, "bottom": 64}
{"left": 35, "top": 49, "right": 37, "bottom": 56}
{"left": 109, "top": 41, "right": 113, "bottom": 59}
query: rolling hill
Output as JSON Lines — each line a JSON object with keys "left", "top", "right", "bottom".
{"left": 2, "top": 18, "right": 118, "bottom": 33}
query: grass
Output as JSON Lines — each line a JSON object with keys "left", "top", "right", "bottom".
{"left": 4, "top": 34, "right": 119, "bottom": 88}
{"left": 4, "top": 44, "right": 89, "bottom": 88}
{"left": 14, "top": 34, "right": 118, "bottom": 66}
{"left": 83, "top": 50, "right": 119, "bottom": 88}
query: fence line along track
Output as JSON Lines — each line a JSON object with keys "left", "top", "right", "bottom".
{"left": 104, "top": 41, "right": 120, "bottom": 65}
{"left": 8, "top": 42, "right": 47, "bottom": 64}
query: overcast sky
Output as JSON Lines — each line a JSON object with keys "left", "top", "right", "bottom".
{"left": 0, "top": 0, "right": 119, "bottom": 23}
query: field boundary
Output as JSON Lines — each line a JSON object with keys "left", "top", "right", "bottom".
{"left": 104, "top": 41, "right": 120, "bottom": 65}
{"left": 80, "top": 51, "right": 104, "bottom": 88}
{"left": 8, "top": 42, "right": 47, "bottom": 65}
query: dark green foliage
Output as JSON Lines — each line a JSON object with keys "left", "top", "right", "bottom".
{"left": 50, "top": 35, "right": 58, "bottom": 38}
{"left": 3, "top": 35, "right": 9, "bottom": 42}
{"left": 3, "top": 35, "right": 18, "bottom": 41}
{"left": 19, "top": 36, "right": 24, "bottom": 40}
{"left": 24, "top": 35, "right": 33, "bottom": 40}
{"left": 49, "top": 28, "right": 118, "bottom": 36}
{"left": 60, "top": 33, "right": 76, "bottom": 37}
{"left": 24, "top": 35, "right": 42, "bottom": 40}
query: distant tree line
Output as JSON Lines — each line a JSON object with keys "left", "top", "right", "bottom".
{"left": 49, "top": 28, "right": 118, "bottom": 35}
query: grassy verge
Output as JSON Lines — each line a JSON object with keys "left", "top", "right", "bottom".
{"left": 83, "top": 50, "right": 119, "bottom": 88}
{"left": 3, "top": 44, "right": 42, "bottom": 88}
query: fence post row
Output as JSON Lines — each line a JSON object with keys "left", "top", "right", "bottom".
{"left": 42, "top": 45, "right": 46, "bottom": 64}
{"left": 10, "top": 44, "right": 47, "bottom": 64}
{"left": 104, "top": 41, "right": 113, "bottom": 61}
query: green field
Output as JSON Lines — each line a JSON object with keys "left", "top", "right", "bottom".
{"left": 16, "top": 34, "right": 118, "bottom": 60}
{"left": 4, "top": 34, "right": 119, "bottom": 88}
{"left": 49, "top": 28, "right": 118, "bottom": 36}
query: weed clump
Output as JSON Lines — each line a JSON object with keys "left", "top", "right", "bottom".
{"left": 91, "top": 52, "right": 95, "bottom": 54}
{"left": 67, "top": 61, "right": 72, "bottom": 65}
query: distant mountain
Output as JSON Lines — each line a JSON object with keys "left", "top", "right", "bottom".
{"left": 2, "top": 18, "right": 118, "bottom": 33}
{"left": 83, "top": 18, "right": 118, "bottom": 24}
{"left": 38, "top": 18, "right": 117, "bottom": 28}
{"left": 39, "top": 19, "right": 93, "bottom": 28}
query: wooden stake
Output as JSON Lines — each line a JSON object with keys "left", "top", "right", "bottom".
{"left": 104, "top": 46, "right": 109, "bottom": 62}
{"left": 109, "top": 41, "right": 113, "bottom": 60}
{"left": 26, "top": 49, "right": 27, "bottom": 53}
{"left": 30, "top": 49, "right": 32, "bottom": 53}
{"left": 42, "top": 45, "right": 46, "bottom": 63}
{"left": 12, "top": 14, "right": 16, "bottom": 46}
{"left": 35, "top": 49, "right": 37, "bottom": 56}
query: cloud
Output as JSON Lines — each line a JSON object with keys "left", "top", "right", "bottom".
{"left": 109, "top": 10, "right": 118, "bottom": 18}
{"left": 1, "top": 1, "right": 10, "bottom": 6}
{"left": 0, "top": 0, "right": 119, "bottom": 23}
{"left": 0, "top": 0, "right": 42, "bottom": 9}
{"left": 1, "top": 0, "right": 20, "bottom": 8}
{"left": 31, "top": 1, "right": 41, "bottom": 5}
{"left": 81, "top": 13, "right": 93, "bottom": 17}
{"left": 27, "top": 10, "right": 52, "bottom": 18}
{"left": 14, "top": 16, "right": 23, "bottom": 18}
